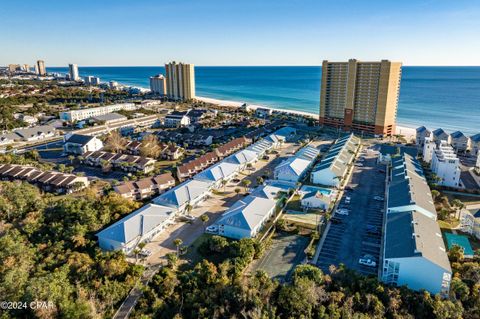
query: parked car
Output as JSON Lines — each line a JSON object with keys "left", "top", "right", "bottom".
{"left": 344, "top": 186, "right": 354, "bottom": 191}
{"left": 378, "top": 169, "right": 386, "bottom": 173}
{"left": 373, "top": 196, "right": 384, "bottom": 201}
{"left": 231, "top": 178, "right": 241, "bottom": 183}
{"left": 180, "top": 215, "right": 196, "bottom": 222}
{"left": 336, "top": 210, "right": 349, "bottom": 216}
{"left": 330, "top": 217, "right": 342, "bottom": 224}
{"left": 358, "top": 255, "right": 376, "bottom": 267}
{"left": 366, "top": 225, "right": 381, "bottom": 235}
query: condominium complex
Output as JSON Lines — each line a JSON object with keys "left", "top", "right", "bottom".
{"left": 319, "top": 59, "right": 402, "bottom": 137}
{"left": 69, "top": 63, "right": 80, "bottom": 81}
{"left": 382, "top": 154, "right": 451, "bottom": 295}
{"left": 36, "top": 60, "right": 46, "bottom": 76}
{"left": 165, "top": 61, "right": 195, "bottom": 101}
{"left": 59, "top": 103, "right": 137, "bottom": 122}
{"left": 430, "top": 140, "right": 461, "bottom": 187}
{"left": 150, "top": 74, "right": 167, "bottom": 95}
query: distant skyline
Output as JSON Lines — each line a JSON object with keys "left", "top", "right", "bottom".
{"left": 2, "top": 0, "right": 480, "bottom": 66}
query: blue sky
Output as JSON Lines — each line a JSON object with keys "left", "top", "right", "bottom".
{"left": 1, "top": 0, "right": 479, "bottom": 66}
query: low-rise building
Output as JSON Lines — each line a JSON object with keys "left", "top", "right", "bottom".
{"left": 460, "top": 208, "right": 480, "bottom": 240}
{"left": 255, "top": 107, "right": 273, "bottom": 118}
{"left": 194, "top": 161, "right": 240, "bottom": 189}
{"left": 96, "top": 203, "right": 175, "bottom": 253}
{"left": 13, "top": 125, "right": 56, "bottom": 142}
{"left": 114, "top": 173, "right": 175, "bottom": 200}
{"left": 310, "top": 134, "right": 360, "bottom": 187}
{"left": 301, "top": 190, "right": 332, "bottom": 210}
{"left": 431, "top": 141, "right": 461, "bottom": 188}
{"left": 0, "top": 132, "right": 21, "bottom": 145}
{"left": 470, "top": 133, "right": 480, "bottom": 156}
{"left": 91, "top": 112, "right": 127, "bottom": 125}
{"left": 274, "top": 145, "right": 319, "bottom": 183}
{"left": 82, "top": 151, "right": 156, "bottom": 174}
{"left": 0, "top": 164, "right": 88, "bottom": 194}
{"left": 416, "top": 126, "right": 431, "bottom": 149}
{"left": 59, "top": 103, "right": 137, "bottom": 122}
{"left": 432, "top": 128, "right": 451, "bottom": 144}
{"left": 164, "top": 111, "right": 191, "bottom": 127}
{"left": 382, "top": 154, "right": 451, "bottom": 295}
{"left": 153, "top": 179, "right": 212, "bottom": 214}
{"left": 63, "top": 134, "right": 104, "bottom": 155}
{"left": 450, "top": 131, "right": 470, "bottom": 153}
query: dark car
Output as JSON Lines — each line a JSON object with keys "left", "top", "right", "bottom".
{"left": 330, "top": 217, "right": 342, "bottom": 224}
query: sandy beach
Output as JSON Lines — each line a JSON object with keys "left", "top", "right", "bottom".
{"left": 196, "top": 96, "right": 417, "bottom": 141}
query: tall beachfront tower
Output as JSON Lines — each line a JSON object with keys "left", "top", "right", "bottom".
{"left": 36, "top": 60, "right": 46, "bottom": 76}
{"left": 69, "top": 64, "right": 80, "bottom": 81}
{"left": 165, "top": 61, "right": 195, "bottom": 101}
{"left": 319, "top": 59, "right": 402, "bottom": 137}
{"left": 150, "top": 74, "right": 167, "bottom": 96}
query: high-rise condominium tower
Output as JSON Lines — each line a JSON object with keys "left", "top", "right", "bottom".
{"left": 165, "top": 61, "right": 195, "bottom": 101}
{"left": 319, "top": 59, "right": 402, "bottom": 137}
{"left": 36, "top": 60, "right": 46, "bottom": 76}
{"left": 150, "top": 74, "right": 167, "bottom": 95}
{"left": 69, "top": 64, "right": 79, "bottom": 81}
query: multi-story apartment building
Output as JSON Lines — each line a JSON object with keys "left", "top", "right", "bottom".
{"left": 165, "top": 61, "right": 195, "bottom": 101}
{"left": 319, "top": 59, "right": 402, "bottom": 137}
{"left": 36, "top": 60, "right": 46, "bottom": 76}
{"left": 69, "top": 63, "right": 79, "bottom": 81}
{"left": 450, "top": 131, "right": 470, "bottom": 152}
{"left": 59, "top": 103, "right": 137, "bottom": 122}
{"left": 23, "top": 64, "right": 30, "bottom": 72}
{"left": 423, "top": 137, "right": 461, "bottom": 187}
{"left": 150, "top": 74, "right": 167, "bottom": 95}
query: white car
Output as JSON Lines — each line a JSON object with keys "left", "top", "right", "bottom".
{"left": 336, "top": 209, "right": 349, "bottom": 216}
{"left": 181, "top": 215, "right": 196, "bottom": 222}
{"left": 373, "top": 196, "right": 384, "bottom": 201}
{"left": 358, "top": 255, "right": 376, "bottom": 267}
{"left": 206, "top": 225, "right": 218, "bottom": 233}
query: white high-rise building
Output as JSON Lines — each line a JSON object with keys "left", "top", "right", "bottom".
{"left": 431, "top": 140, "right": 461, "bottom": 187}
{"left": 91, "top": 77, "right": 100, "bottom": 85}
{"left": 165, "top": 61, "right": 195, "bottom": 101}
{"left": 36, "top": 60, "right": 46, "bottom": 76}
{"left": 69, "top": 64, "right": 80, "bottom": 81}
{"left": 150, "top": 74, "right": 167, "bottom": 95}
{"left": 422, "top": 137, "right": 436, "bottom": 163}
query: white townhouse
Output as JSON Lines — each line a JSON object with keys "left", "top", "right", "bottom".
{"left": 310, "top": 134, "right": 360, "bottom": 187}
{"left": 382, "top": 154, "right": 451, "bottom": 295}
{"left": 246, "top": 139, "right": 274, "bottom": 157}
{"left": 432, "top": 128, "right": 451, "bottom": 144}
{"left": 164, "top": 111, "right": 191, "bottom": 127}
{"left": 415, "top": 126, "right": 431, "bottom": 150}
{"left": 450, "top": 131, "right": 471, "bottom": 153}
{"left": 225, "top": 149, "right": 259, "bottom": 171}
{"left": 96, "top": 203, "right": 175, "bottom": 253}
{"left": 153, "top": 179, "right": 212, "bottom": 214}
{"left": 13, "top": 125, "right": 56, "bottom": 142}
{"left": 193, "top": 161, "right": 240, "bottom": 189}
{"left": 274, "top": 145, "right": 319, "bottom": 183}
{"left": 470, "top": 133, "right": 480, "bottom": 156}
{"left": 63, "top": 134, "right": 104, "bottom": 155}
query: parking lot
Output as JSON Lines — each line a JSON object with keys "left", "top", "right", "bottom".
{"left": 316, "top": 147, "right": 386, "bottom": 276}
{"left": 249, "top": 233, "right": 309, "bottom": 282}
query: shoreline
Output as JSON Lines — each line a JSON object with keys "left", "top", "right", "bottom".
{"left": 196, "top": 96, "right": 417, "bottom": 140}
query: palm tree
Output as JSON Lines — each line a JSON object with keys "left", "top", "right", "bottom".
{"left": 185, "top": 203, "right": 193, "bottom": 216}
{"left": 201, "top": 214, "right": 209, "bottom": 225}
{"left": 68, "top": 155, "right": 75, "bottom": 165}
{"left": 241, "top": 179, "right": 251, "bottom": 193}
{"left": 220, "top": 179, "right": 228, "bottom": 193}
{"left": 234, "top": 188, "right": 241, "bottom": 196}
{"left": 256, "top": 176, "right": 264, "bottom": 186}
{"left": 173, "top": 238, "right": 183, "bottom": 257}
{"left": 431, "top": 189, "right": 440, "bottom": 201}
{"left": 451, "top": 199, "right": 465, "bottom": 219}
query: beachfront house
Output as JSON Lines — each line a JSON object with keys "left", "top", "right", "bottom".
{"left": 470, "top": 133, "right": 480, "bottom": 155}
{"left": 450, "top": 131, "right": 471, "bottom": 153}
{"left": 432, "top": 128, "right": 451, "bottom": 144}
{"left": 415, "top": 126, "right": 431, "bottom": 150}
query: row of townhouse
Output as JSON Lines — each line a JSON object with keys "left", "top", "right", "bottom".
{"left": 96, "top": 127, "right": 295, "bottom": 253}
{"left": 59, "top": 103, "right": 137, "bottom": 122}
{"left": 176, "top": 136, "right": 251, "bottom": 181}
{"left": 416, "top": 126, "right": 480, "bottom": 154}
{"left": 81, "top": 151, "right": 156, "bottom": 174}
{"left": 157, "top": 130, "right": 213, "bottom": 146}
{"left": 382, "top": 154, "right": 451, "bottom": 295}
{"left": 113, "top": 172, "right": 175, "bottom": 200}
{"left": 274, "top": 144, "right": 320, "bottom": 183}
{"left": 0, "top": 125, "right": 56, "bottom": 146}
{"left": 215, "top": 180, "right": 296, "bottom": 239}
{"left": 0, "top": 164, "right": 89, "bottom": 194}
{"left": 310, "top": 134, "right": 361, "bottom": 188}
{"left": 124, "top": 140, "right": 184, "bottom": 160}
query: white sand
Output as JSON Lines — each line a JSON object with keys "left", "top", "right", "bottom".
{"left": 196, "top": 95, "right": 417, "bottom": 140}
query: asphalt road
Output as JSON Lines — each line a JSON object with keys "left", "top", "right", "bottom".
{"left": 316, "top": 148, "right": 386, "bottom": 276}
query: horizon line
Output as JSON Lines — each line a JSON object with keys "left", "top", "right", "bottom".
{"left": 41, "top": 64, "right": 480, "bottom": 68}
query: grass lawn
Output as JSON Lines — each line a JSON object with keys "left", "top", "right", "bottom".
{"left": 286, "top": 194, "right": 302, "bottom": 211}
{"left": 438, "top": 219, "right": 460, "bottom": 230}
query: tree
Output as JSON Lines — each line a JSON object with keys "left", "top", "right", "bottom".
{"left": 68, "top": 155, "right": 75, "bottom": 164}
{"left": 185, "top": 203, "right": 193, "bottom": 216}
{"left": 201, "top": 214, "right": 209, "bottom": 224}
{"left": 104, "top": 131, "right": 126, "bottom": 153}
{"left": 451, "top": 199, "right": 465, "bottom": 219}
{"left": 173, "top": 238, "right": 183, "bottom": 257}
{"left": 234, "top": 188, "right": 241, "bottom": 196}
{"left": 431, "top": 189, "right": 440, "bottom": 201}
{"left": 256, "top": 176, "right": 264, "bottom": 186}
{"left": 241, "top": 179, "right": 251, "bottom": 192}
{"left": 220, "top": 179, "right": 228, "bottom": 193}
{"left": 140, "top": 134, "right": 162, "bottom": 158}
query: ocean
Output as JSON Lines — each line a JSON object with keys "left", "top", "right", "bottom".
{"left": 47, "top": 66, "right": 480, "bottom": 135}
